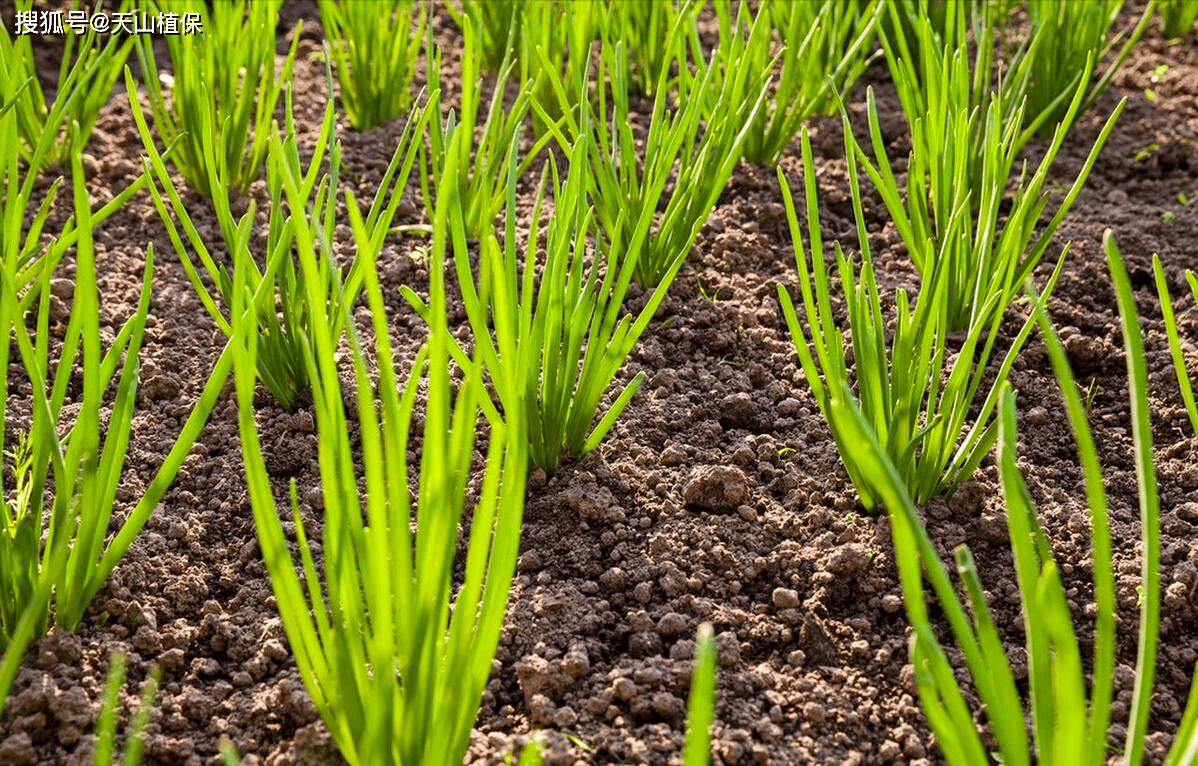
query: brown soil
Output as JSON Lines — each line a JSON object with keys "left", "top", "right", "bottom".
{"left": 3, "top": 5, "right": 1198, "bottom": 766}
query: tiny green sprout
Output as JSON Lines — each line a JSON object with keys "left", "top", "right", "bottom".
{"left": 1145, "top": 66, "right": 1168, "bottom": 102}
{"left": 219, "top": 739, "right": 243, "bottom": 766}
{"left": 697, "top": 277, "right": 719, "bottom": 303}
{"left": 777, "top": 446, "right": 795, "bottom": 458}
{"left": 1178, "top": 192, "right": 1192, "bottom": 206}
{"left": 564, "top": 732, "right": 596, "bottom": 754}
{"left": 1083, "top": 377, "right": 1099, "bottom": 411}
{"left": 1162, "top": 211, "right": 1178, "bottom": 224}
{"left": 1133, "top": 143, "right": 1159, "bottom": 163}
{"left": 502, "top": 741, "right": 543, "bottom": 766}
{"left": 258, "top": 616, "right": 282, "bottom": 640}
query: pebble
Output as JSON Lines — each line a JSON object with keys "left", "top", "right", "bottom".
{"left": 633, "top": 581, "right": 652, "bottom": 603}
{"left": 629, "top": 631, "right": 663, "bottom": 658}
{"left": 650, "top": 691, "right": 685, "bottom": 720}
{"left": 1025, "top": 406, "right": 1048, "bottom": 425}
{"left": 715, "top": 631, "right": 741, "bottom": 667}
{"left": 824, "top": 543, "right": 871, "bottom": 575}
{"left": 561, "top": 644, "right": 590, "bottom": 680}
{"left": 610, "top": 677, "right": 636, "bottom": 702}
{"left": 527, "top": 694, "right": 555, "bottom": 725}
{"left": 1177, "top": 503, "right": 1198, "bottom": 524}
{"left": 660, "top": 443, "right": 688, "bottom": 465}
{"left": 719, "top": 392, "right": 758, "bottom": 430}
{"left": 655, "top": 612, "right": 689, "bottom": 638}
{"left": 772, "top": 587, "right": 800, "bottom": 609}
{"left": 628, "top": 610, "right": 654, "bottom": 632}
{"left": 802, "top": 701, "right": 826, "bottom": 725}
{"left": 551, "top": 705, "right": 578, "bottom": 728}
{"left": 682, "top": 465, "right": 750, "bottom": 512}
{"left": 599, "top": 567, "right": 626, "bottom": 589}
{"left": 670, "top": 639, "right": 696, "bottom": 660}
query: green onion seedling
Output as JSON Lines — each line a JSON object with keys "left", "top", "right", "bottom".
{"left": 714, "top": 0, "right": 883, "bottom": 167}
{"left": 521, "top": 0, "right": 604, "bottom": 138}
{"left": 0, "top": 77, "right": 153, "bottom": 313}
{"left": 319, "top": 0, "right": 425, "bottom": 131}
{"left": 446, "top": 0, "right": 524, "bottom": 72}
{"left": 856, "top": 0, "right": 1126, "bottom": 332}
{"left": 682, "top": 624, "right": 717, "bottom": 766}
{"left": 1159, "top": 0, "right": 1198, "bottom": 37}
{"left": 1153, "top": 255, "right": 1198, "bottom": 442}
{"left": 129, "top": 62, "right": 434, "bottom": 409}
{"left": 234, "top": 112, "right": 529, "bottom": 766}
{"left": 1, "top": 153, "right": 232, "bottom": 716}
{"left": 1021, "top": 0, "right": 1155, "bottom": 137}
{"left": 538, "top": 1, "right": 772, "bottom": 288}
{"left": 602, "top": 0, "right": 696, "bottom": 97}
{"left": 0, "top": 0, "right": 133, "bottom": 171}
{"left": 823, "top": 231, "right": 1198, "bottom": 765}
{"left": 869, "top": 0, "right": 1020, "bottom": 90}
{"left": 776, "top": 126, "right": 1064, "bottom": 510}
{"left": 407, "top": 95, "right": 682, "bottom": 468}
{"left": 421, "top": 17, "right": 557, "bottom": 238}
{"left": 92, "top": 654, "right": 160, "bottom": 766}
{"left": 134, "top": 0, "right": 300, "bottom": 200}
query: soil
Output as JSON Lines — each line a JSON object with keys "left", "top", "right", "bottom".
{"left": 2, "top": 4, "right": 1198, "bottom": 766}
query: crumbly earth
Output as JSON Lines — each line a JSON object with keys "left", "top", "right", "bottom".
{"left": 2, "top": 3, "right": 1197, "bottom": 765}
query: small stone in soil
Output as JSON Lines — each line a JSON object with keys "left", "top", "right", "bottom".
{"left": 823, "top": 543, "right": 871, "bottom": 575}
{"left": 682, "top": 465, "right": 749, "bottom": 512}
{"left": 655, "top": 612, "right": 689, "bottom": 638}
{"left": 629, "top": 631, "right": 663, "bottom": 658}
{"left": 715, "top": 631, "right": 741, "bottom": 668}
{"left": 772, "top": 587, "right": 801, "bottom": 609}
